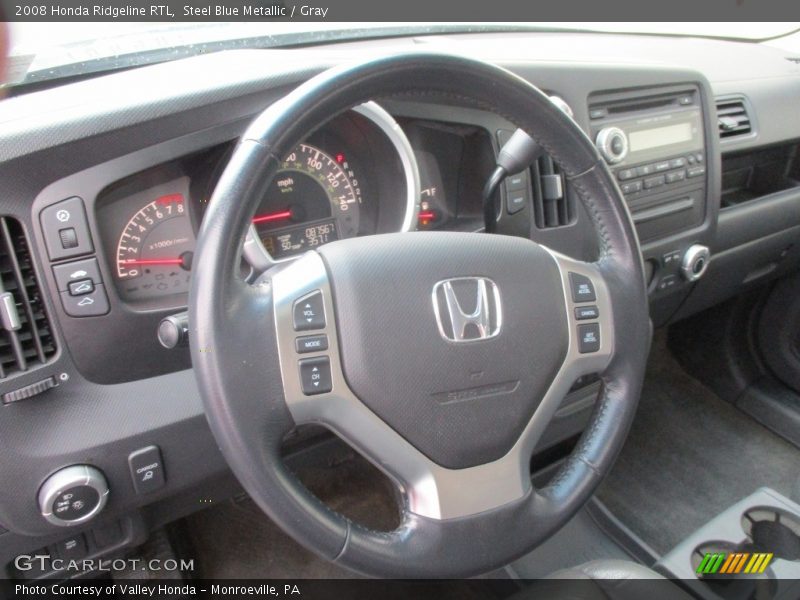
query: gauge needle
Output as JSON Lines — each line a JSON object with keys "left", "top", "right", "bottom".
{"left": 119, "top": 258, "right": 185, "bottom": 266}
{"left": 252, "top": 209, "right": 293, "bottom": 224}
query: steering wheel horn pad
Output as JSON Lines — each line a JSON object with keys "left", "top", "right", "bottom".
{"left": 190, "top": 53, "right": 650, "bottom": 577}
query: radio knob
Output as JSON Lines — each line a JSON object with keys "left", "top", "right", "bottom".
{"left": 595, "top": 127, "right": 629, "bottom": 164}
{"left": 38, "top": 465, "right": 109, "bottom": 527}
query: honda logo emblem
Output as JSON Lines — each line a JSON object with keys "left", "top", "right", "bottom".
{"left": 432, "top": 277, "right": 502, "bottom": 342}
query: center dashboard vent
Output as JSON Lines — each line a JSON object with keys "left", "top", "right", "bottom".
{"left": 716, "top": 97, "right": 753, "bottom": 139}
{"left": 0, "top": 216, "right": 57, "bottom": 379}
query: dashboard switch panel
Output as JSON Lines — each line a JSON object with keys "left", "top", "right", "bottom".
{"left": 40, "top": 197, "right": 94, "bottom": 261}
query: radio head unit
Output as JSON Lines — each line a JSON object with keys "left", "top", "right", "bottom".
{"left": 589, "top": 87, "right": 708, "bottom": 242}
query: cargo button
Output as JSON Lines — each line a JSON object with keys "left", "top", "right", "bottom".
{"left": 293, "top": 290, "right": 325, "bottom": 331}
{"left": 128, "top": 446, "right": 166, "bottom": 495}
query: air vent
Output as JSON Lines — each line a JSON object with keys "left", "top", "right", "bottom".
{"left": 532, "top": 155, "right": 573, "bottom": 229}
{"left": 0, "top": 217, "right": 57, "bottom": 379}
{"left": 716, "top": 98, "right": 752, "bottom": 139}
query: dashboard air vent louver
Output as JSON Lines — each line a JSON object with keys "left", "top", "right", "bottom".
{"left": 532, "top": 155, "right": 572, "bottom": 229}
{"left": 716, "top": 98, "right": 752, "bottom": 139}
{"left": 0, "top": 217, "right": 57, "bottom": 379}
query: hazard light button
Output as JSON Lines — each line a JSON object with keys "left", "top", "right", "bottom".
{"left": 299, "top": 357, "right": 332, "bottom": 395}
{"left": 293, "top": 290, "right": 326, "bottom": 331}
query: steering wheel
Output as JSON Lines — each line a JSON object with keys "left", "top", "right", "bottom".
{"left": 189, "top": 53, "right": 650, "bottom": 578}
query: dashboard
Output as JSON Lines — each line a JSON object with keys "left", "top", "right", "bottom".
{"left": 1, "top": 31, "right": 800, "bottom": 573}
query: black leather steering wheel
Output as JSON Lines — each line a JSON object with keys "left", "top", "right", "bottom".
{"left": 189, "top": 53, "right": 650, "bottom": 578}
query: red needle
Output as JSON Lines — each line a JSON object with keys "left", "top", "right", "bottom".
{"left": 252, "top": 209, "right": 293, "bottom": 224}
{"left": 120, "top": 258, "right": 185, "bottom": 266}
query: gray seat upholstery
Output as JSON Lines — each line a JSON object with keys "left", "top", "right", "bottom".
{"left": 511, "top": 560, "right": 694, "bottom": 600}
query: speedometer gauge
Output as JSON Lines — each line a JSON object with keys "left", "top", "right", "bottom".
{"left": 252, "top": 143, "right": 361, "bottom": 259}
{"left": 114, "top": 178, "right": 195, "bottom": 300}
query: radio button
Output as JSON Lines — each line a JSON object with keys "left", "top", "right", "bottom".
{"left": 669, "top": 157, "right": 687, "bottom": 169}
{"left": 617, "top": 168, "right": 637, "bottom": 181}
{"left": 666, "top": 170, "right": 687, "bottom": 184}
{"left": 644, "top": 175, "right": 666, "bottom": 189}
{"left": 636, "top": 164, "right": 655, "bottom": 177}
{"left": 654, "top": 161, "right": 671, "bottom": 172}
{"left": 621, "top": 181, "right": 642, "bottom": 195}
{"left": 687, "top": 166, "right": 706, "bottom": 178}
{"left": 687, "top": 155, "right": 696, "bottom": 165}
{"left": 695, "top": 153, "right": 704, "bottom": 163}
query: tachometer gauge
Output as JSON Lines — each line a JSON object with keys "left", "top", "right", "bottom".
{"left": 114, "top": 178, "right": 195, "bottom": 300}
{"left": 252, "top": 143, "right": 361, "bottom": 259}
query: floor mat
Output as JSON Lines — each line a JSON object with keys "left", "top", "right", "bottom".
{"left": 183, "top": 446, "right": 399, "bottom": 579}
{"left": 598, "top": 334, "right": 800, "bottom": 555}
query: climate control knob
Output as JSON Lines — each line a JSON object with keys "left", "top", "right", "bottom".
{"left": 38, "top": 465, "right": 109, "bottom": 527}
{"left": 595, "top": 127, "right": 629, "bottom": 164}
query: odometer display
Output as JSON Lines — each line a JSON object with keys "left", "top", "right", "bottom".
{"left": 263, "top": 220, "right": 338, "bottom": 259}
{"left": 253, "top": 143, "right": 361, "bottom": 258}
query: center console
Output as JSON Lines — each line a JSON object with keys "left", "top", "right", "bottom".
{"left": 657, "top": 488, "right": 800, "bottom": 600}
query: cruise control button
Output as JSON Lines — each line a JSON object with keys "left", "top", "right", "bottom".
{"left": 578, "top": 323, "right": 601, "bottom": 353}
{"left": 293, "top": 290, "right": 325, "bottom": 331}
{"left": 295, "top": 334, "right": 329, "bottom": 354}
{"left": 568, "top": 273, "right": 596, "bottom": 303}
{"left": 59, "top": 284, "right": 109, "bottom": 317}
{"left": 574, "top": 306, "right": 599, "bottom": 320}
{"left": 299, "top": 357, "right": 332, "bottom": 395}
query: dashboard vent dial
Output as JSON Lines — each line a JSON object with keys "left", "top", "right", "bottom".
{"left": 0, "top": 217, "right": 57, "bottom": 379}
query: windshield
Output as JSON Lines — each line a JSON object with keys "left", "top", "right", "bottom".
{"left": 5, "top": 22, "right": 800, "bottom": 88}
